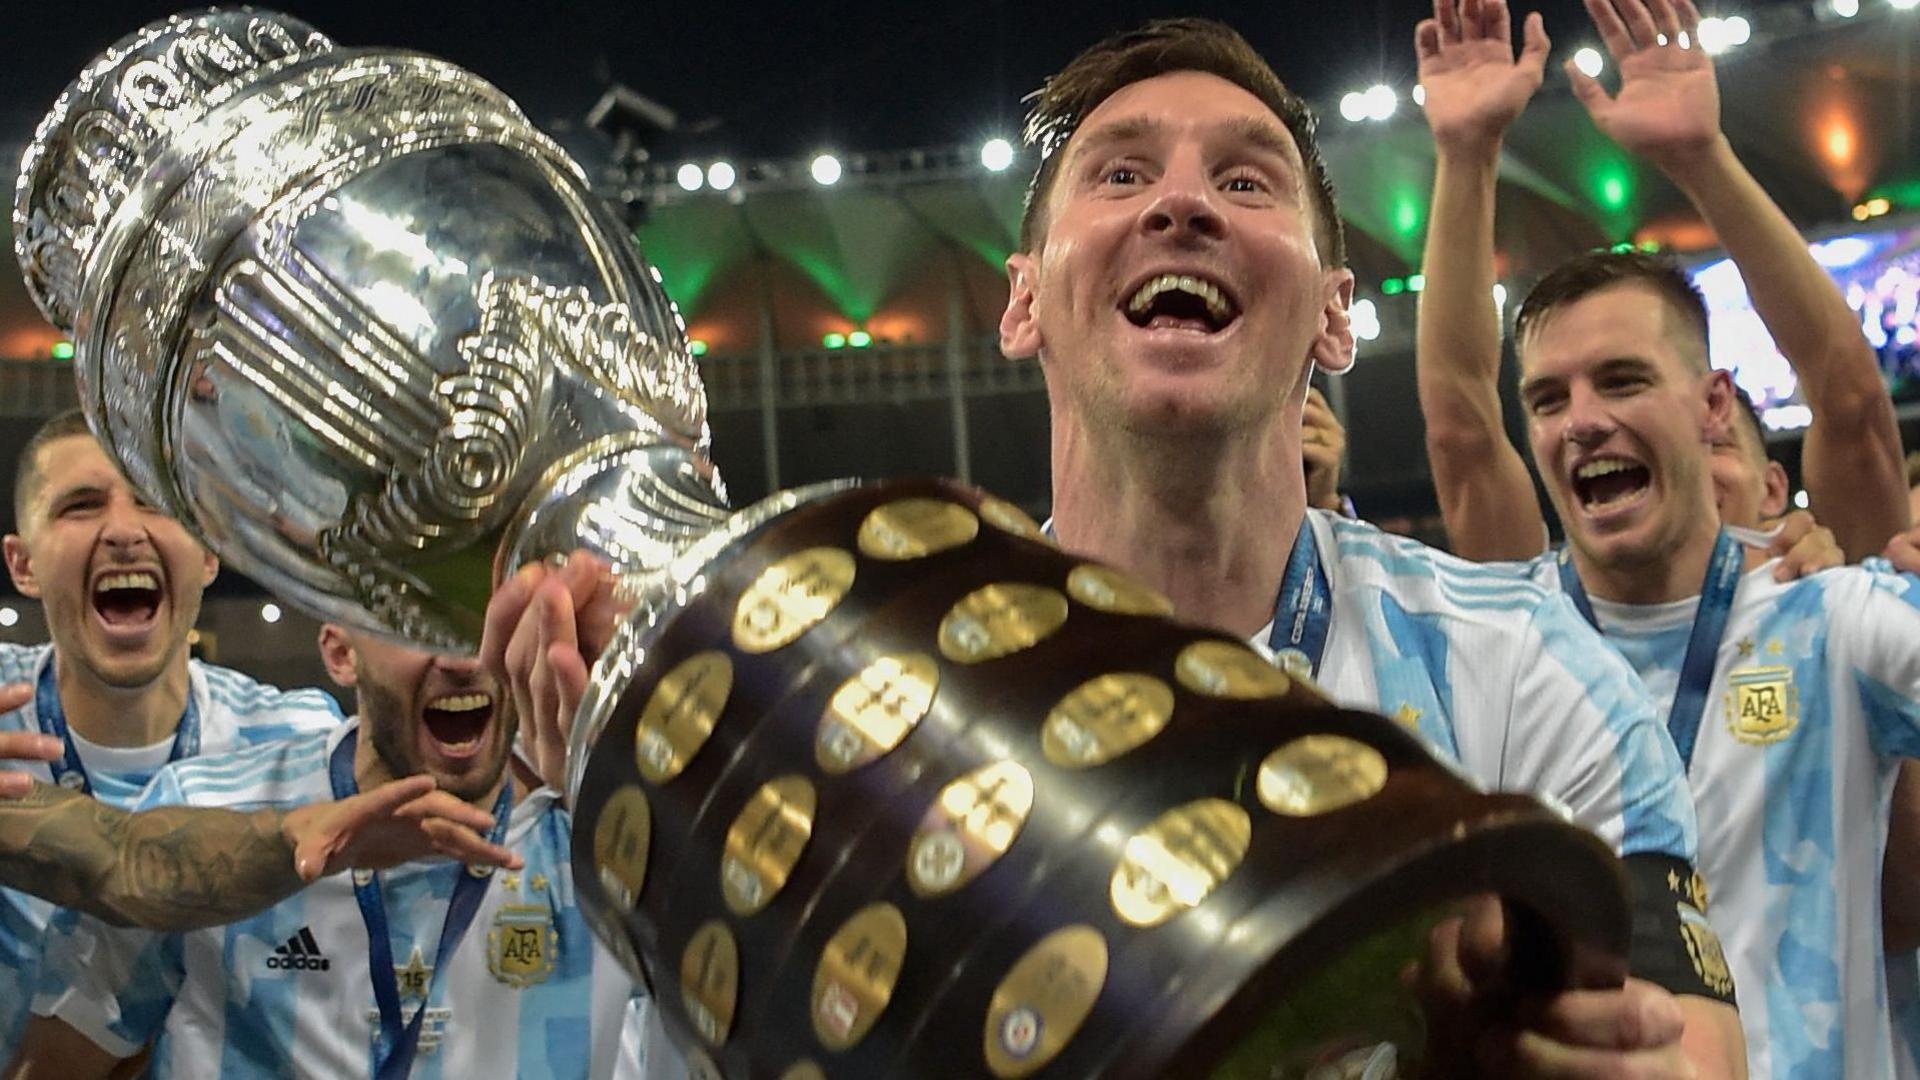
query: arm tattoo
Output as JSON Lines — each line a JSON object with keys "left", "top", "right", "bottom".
{"left": 0, "top": 780, "right": 305, "bottom": 930}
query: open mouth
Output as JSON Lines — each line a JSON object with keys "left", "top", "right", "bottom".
{"left": 1123, "top": 273, "right": 1239, "bottom": 334}
{"left": 422, "top": 692, "right": 495, "bottom": 758}
{"left": 92, "top": 570, "right": 162, "bottom": 629}
{"left": 1572, "top": 457, "right": 1652, "bottom": 514}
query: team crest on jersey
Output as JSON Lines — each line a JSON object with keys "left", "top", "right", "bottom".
{"left": 488, "top": 904, "right": 557, "bottom": 988}
{"left": 1676, "top": 901, "right": 1735, "bottom": 998}
{"left": 1724, "top": 666, "right": 1797, "bottom": 745}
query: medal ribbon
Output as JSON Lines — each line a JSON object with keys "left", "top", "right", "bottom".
{"left": 330, "top": 725, "right": 511, "bottom": 1080}
{"left": 1558, "top": 529, "right": 1743, "bottom": 770}
{"left": 1265, "top": 520, "right": 1332, "bottom": 678}
{"left": 36, "top": 659, "right": 200, "bottom": 795}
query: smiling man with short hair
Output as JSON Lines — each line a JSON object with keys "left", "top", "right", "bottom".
{"left": 0, "top": 408, "right": 343, "bottom": 1059}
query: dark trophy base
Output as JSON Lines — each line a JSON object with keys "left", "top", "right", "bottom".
{"left": 570, "top": 478, "right": 1629, "bottom": 1078}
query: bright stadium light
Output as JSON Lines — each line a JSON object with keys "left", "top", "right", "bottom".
{"left": 0, "top": 607, "right": 17, "bottom": 628}
{"left": 260, "top": 602, "right": 283, "bottom": 624}
{"left": 675, "top": 163, "right": 704, "bottom": 192}
{"left": 1892, "top": 0, "right": 1919, "bottom": 10}
{"left": 707, "top": 161, "right": 737, "bottom": 191}
{"left": 1339, "top": 91, "right": 1368, "bottom": 122}
{"left": 1574, "top": 47, "right": 1605, "bottom": 77}
{"left": 1351, "top": 298, "right": 1381, "bottom": 341}
{"left": 1725, "top": 16, "right": 1751, "bottom": 44}
{"left": 1829, "top": 0, "right": 1859, "bottom": 15}
{"left": 1363, "top": 84, "right": 1398, "bottom": 121}
{"left": 980, "top": 137, "right": 1015, "bottom": 172}
{"left": 1412, "top": 85, "right": 1426, "bottom": 107}
{"left": 810, "top": 153, "right": 843, "bottom": 186}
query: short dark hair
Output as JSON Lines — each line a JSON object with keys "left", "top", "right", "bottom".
{"left": 12, "top": 408, "right": 95, "bottom": 529}
{"left": 1018, "top": 18, "right": 1345, "bottom": 268}
{"left": 1514, "top": 251, "right": 1710, "bottom": 370}
{"left": 1728, "top": 383, "right": 1770, "bottom": 466}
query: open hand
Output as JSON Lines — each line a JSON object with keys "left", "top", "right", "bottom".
{"left": 0, "top": 683, "right": 60, "bottom": 799}
{"left": 1569, "top": 0, "right": 1724, "bottom": 169}
{"left": 1416, "top": 0, "right": 1550, "bottom": 152}
{"left": 286, "top": 775, "right": 523, "bottom": 881}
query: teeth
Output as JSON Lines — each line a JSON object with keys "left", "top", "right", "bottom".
{"left": 1575, "top": 459, "right": 1638, "bottom": 480}
{"left": 1126, "top": 273, "right": 1234, "bottom": 323}
{"left": 428, "top": 692, "right": 493, "bottom": 712}
{"left": 95, "top": 572, "right": 159, "bottom": 593}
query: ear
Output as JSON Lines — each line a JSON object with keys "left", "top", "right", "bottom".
{"left": 200, "top": 549, "right": 219, "bottom": 588}
{"left": 1310, "top": 269, "right": 1357, "bottom": 376}
{"left": 1761, "top": 461, "right": 1791, "bottom": 520}
{"left": 316, "top": 624, "right": 359, "bottom": 688}
{"left": 3, "top": 535, "right": 39, "bottom": 600}
{"left": 1000, "top": 252, "right": 1044, "bottom": 360}
{"left": 1701, "top": 370, "right": 1737, "bottom": 446}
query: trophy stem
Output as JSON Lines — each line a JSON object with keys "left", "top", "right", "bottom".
{"left": 495, "top": 438, "right": 733, "bottom": 601}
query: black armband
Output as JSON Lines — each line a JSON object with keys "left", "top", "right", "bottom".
{"left": 1621, "top": 852, "right": 1738, "bottom": 1006}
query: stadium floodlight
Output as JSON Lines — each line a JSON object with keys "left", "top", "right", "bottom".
{"left": 707, "top": 162, "right": 737, "bottom": 191}
{"left": 980, "top": 138, "right": 1015, "bottom": 172}
{"left": 261, "top": 602, "right": 283, "bottom": 624}
{"left": 0, "top": 607, "right": 17, "bottom": 628}
{"left": 1574, "top": 47, "right": 1604, "bottom": 77}
{"left": 1893, "top": 0, "right": 1918, "bottom": 11}
{"left": 1363, "top": 84, "right": 1397, "bottom": 122}
{"left": 1829, "top": 0, "right": 1859, "bottom": 15}
{"left": 810, "top": 153, "right": 843, "bottom": 186}
{"left": 1351, "top": 298, "right": 1381, "bottom": 342}
{"left": 1412, "top": 85, "right": 1426, "bottom": 107}
{"left": 1339, "top": 91, "right": 1368, "bottom": 122}
{"left": 675, "top": 163, "right": 703, "bottom": 192}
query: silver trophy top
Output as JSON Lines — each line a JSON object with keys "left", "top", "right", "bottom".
{"left": 15, "top": 8, "right": 727, "bottom": 651}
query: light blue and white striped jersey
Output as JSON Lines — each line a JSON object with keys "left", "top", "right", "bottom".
{"left": 1527, "top": 551, "right": 1920, "bottom": 1080}
{"left": 0, "top": 642, "right": 341, "bottom": 1059}
{"left": 1248, "top": 512, "right": 1698, "bottom": 862}
{"left": 31, "top": 718, "right": 675, "bottom": 1080}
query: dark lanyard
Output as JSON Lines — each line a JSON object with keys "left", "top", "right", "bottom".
{"left": 329, "top": 726, "right": 511, "bottom": 1080}
{"left": 1265, "top": 521, "right": 1332, "bottom": 679}
{"left": 36, "top": 658, "right": 200, "bottom": 794}
{"left": 1558, "top": 529, "right": 1744, "bottom": 769}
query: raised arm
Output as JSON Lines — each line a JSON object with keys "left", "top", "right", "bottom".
{"left": 0, "top": 775, "right": 517, "bottom": 931}
{"left": 1569, "top": 0, "right": 1908, "bottom": 557}
{"left": 1414, "top": 0, "right": 1554, "bottom": 560}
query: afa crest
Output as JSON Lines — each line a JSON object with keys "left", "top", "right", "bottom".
{"left": 489, "top": 904, "right": 558, "bottom": 988}
{"left": 1725, "top": 666, "right": 1797, "bottom": 746}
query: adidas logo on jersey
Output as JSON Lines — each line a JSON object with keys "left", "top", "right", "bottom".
{"left": 266, "top": 927, "right": 330, "bottom": 972}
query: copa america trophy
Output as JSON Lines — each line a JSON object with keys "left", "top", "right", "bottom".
{"left": 17, "top": 11, "right": 1631, "bottom": 1076}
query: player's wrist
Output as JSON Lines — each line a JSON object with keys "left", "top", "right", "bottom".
{"left": 1645, "top": 131, "right": 1735, "bottom": 190}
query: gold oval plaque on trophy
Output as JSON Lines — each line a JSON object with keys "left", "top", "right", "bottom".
{"left": 983, "top": 924, "right": 1111, "bottom": 1078}
{"left": 978, "top": 497, "right": 1047, "bottom": 541}
{"left": 816, "top": 652, "right": 940, "bottom": 775}
{"left": 634, "top": 651, "right": 733, "bottom": 785}
{"left": 592, "top": 785, "right": 652, "bottom": 909}
{"left": 734, "top": 547, "right": 857, "bottom": 654}
{"left": 857, "top": 498, "right": 979, "bottom": 561}
{"left": 1257, "top": 734, "right": 1390, "bottom": 818}
{"left": 907, "top": 760, "right": 1035, "bottom": 898}
{"left": 681, "top": 919, "right": 741, "bottom": 1047}
{"left": 721, "top": 775, "right": 818, "bottom": 916}
{"left": 1110, "top": 798, "right": 1253, "bottom": 929}
{"left": 938, "top": 583, "right": 1070, "bottom": 664}
{"left": 1175, "top": 640, "right": 1293, "bottom": 700}
{"left": 1065, "top": 565, "right": 1174, "bottom": 618}
{"left": 811, "top": 902, "right": 908, "bottom": 1052}
{"left": 1041, "top": 673, "right": 1176, "bottom": 769}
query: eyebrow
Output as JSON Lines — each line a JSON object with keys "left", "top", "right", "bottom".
{"left": 1071, "top": 114, "right": 1302, "bottom": 169}
{"left": 1519, "top": 356, "right": 1658, "bottom": 399}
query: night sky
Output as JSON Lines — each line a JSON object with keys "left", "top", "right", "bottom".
{"left": 2, "top": 0, "right": 1795, "bottom": 165}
